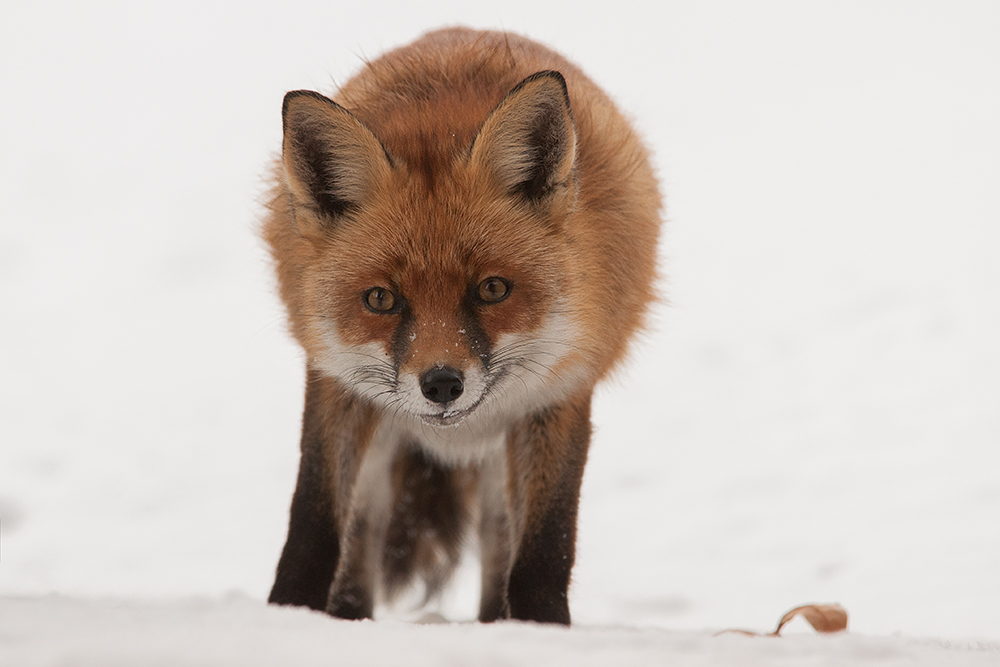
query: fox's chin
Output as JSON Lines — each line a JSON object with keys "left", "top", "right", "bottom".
{"left": 417, "top": 409, "right": 472, "bottom": 427}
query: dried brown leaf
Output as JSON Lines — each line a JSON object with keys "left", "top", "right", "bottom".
{"left": 771, "top": 603, "right": 848, "bottom": 636}
{"left": 714, "top": 603, "right": 849, "bottom": 638}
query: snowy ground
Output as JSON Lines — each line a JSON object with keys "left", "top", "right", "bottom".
{"left": 2, "top": 596, "right": 998, "bottom": 667}
{"left": 1, "top": 1, "right": 999, "bottom": 664}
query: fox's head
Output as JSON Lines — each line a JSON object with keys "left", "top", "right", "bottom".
{"left": 272, "top": 71, "right": 586, "bottom": 432}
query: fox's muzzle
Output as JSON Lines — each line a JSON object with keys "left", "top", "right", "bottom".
{"left": 420, "top": 366, "right": 464, "bottom": 403}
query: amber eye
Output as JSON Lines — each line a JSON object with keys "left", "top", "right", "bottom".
{"left": 364, "top": 287, "right": 397, "bottom": 313}
{"left": 477, "top": 277, "right": 511, "bottom": 304}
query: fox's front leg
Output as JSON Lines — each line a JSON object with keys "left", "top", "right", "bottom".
{"left": 268, "top": 373, "right": 342, "bottom": 611}
{"left": 323, "top": 423, "right": 396, "bottom": 620}
{"left": 504, "top": 394, "right": 592, "bottom": 625}
{"left": 270, "top": 373, "right": 389, "bottom": 619}
{"left": 478, "top": 450, "right": 513, "bottom": 622}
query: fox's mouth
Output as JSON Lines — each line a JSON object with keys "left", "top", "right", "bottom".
{"left": 418, "top": 399, "right": 483, "bottom": 426}
{"left": 413, "top": 374, "right": 497, "bottom": 427}
{"left": 418, "top": 392, "right": 487, "bottom": 427}
{"left": 418, "top": 410, "right": 469, "bottom": 427}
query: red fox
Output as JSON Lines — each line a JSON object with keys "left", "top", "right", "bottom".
{"left": 264, "top": 27, "right": 660, "bottom": 625}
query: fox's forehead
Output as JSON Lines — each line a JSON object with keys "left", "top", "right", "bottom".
{"left": 338, "top": 224, "right": 501, "bottom": 284}
{"left": 339, "top": 196, "right": 552, "bottom": 281}
{"left": 373, "top": 172, "right": 501, "bottom": 241}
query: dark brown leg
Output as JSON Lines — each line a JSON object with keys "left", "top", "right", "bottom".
{"left": 268, "top": 375, "right": 341, "bottom": 610}
{"left": 505, "top": 394, "right": 591, "bottom": 625}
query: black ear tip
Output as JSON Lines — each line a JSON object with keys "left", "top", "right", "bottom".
{"left": 533, "top": 70, "right": 567, "bottom": 88}
{"left": 282, "top": 90, "right": 338, "bottom": 122}
{"left": 510, "top": 70, "right": 570, "bottom": 107}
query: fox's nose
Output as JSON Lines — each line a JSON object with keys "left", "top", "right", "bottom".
{"left": 420, "top": 366, "right": 464, "bottom": 404}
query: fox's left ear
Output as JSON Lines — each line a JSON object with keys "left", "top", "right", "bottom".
{"left": 470, "top": 71, "right": 576, "bottom": 203}
{"left": 281, "top": 90, "right": 392, "bottom": 234}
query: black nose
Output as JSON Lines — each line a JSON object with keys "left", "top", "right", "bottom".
{"left": 420, "top": 366, "right": 464, "bottom": 404}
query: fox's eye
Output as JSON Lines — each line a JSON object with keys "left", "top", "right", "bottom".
{"left": 364, "top": 287, "right": 397, "bottom": 313}
{"left": 477, "top": 277, "right": 511, "bottom": 304}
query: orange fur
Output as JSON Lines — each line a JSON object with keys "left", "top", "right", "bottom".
{"left": 264, "top": 27, "right": 661, "bottom": 624}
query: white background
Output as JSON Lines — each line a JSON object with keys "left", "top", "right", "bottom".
{"left": 1, "top": 0, "right": 998, "bottom": 644}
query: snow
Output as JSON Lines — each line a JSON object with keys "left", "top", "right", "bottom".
{"left": 1, "top": 596, "right": 997, "bottom": 667}
{"left": 1, "top": 0, "right": 999, "bottom": 663}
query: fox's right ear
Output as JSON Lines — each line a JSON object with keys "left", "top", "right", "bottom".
{"left": 281, "top": 91, "right": 392, "bottom": 232}
{"left": 470, "top": 71, "right": 576, "bottom": 205}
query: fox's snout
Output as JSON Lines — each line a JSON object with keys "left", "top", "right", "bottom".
{"left": 419, "top": 366, "right": 465, "bottom": 404}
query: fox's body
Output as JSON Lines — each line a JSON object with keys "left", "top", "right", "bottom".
{"left": 264, "top": 28, "right": 660, "bottom": 624}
